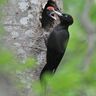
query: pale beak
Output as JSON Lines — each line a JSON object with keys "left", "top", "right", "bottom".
{"left": 49, "top": 10, "right": 63, "bottom": 20}
{"left": 54, "top": 10, "right": 63, "bottom": 16}
{"left": 49, "top": 12, "right": 57, "bottom": 20}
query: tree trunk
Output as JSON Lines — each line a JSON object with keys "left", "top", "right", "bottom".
{"left": 2, "top": 0, "right": 63, "bottom": 96}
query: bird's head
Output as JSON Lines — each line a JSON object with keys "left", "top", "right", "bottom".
{"left": 59, "top": 14, "right": 74, "bottom": 26}
{"left": 47, "top": 6, "right": 57, "bottom": 20}
{"left": 51, "top": 10, "right": 74, "bottom": 26}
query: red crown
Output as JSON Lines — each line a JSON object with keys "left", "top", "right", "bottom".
{"left": 47, "top": 6, "right": 54, "bottom": 11}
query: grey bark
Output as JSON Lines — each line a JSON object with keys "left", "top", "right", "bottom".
{"left": 1, "top": 0, "right": 63, "bottom": 96}
{"left": 80, "top": 0, "right": 96, "bottom": 70}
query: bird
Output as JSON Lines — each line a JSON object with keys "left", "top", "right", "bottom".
{"left": 40, "top": 11, "right": 74, "bottom": 80}
{"left": 44, "top": 0, "right": 59, "bottom": 11}
{"left": 40, "top": 0, "right": 60, "bottom": 30}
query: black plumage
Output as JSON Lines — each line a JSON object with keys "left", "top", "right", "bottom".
{"left": 40, "top": 0, "right": 59, "bottom": 29}
{"left": 40, "top": 13, "right": 73, "bottom": 80}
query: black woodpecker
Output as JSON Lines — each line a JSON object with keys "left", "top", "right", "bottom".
{"left": 40, "top": 11, "right": 74, "bottom": 80}
{"left": 40, "top": 0, "right": 60, "bottom": 29}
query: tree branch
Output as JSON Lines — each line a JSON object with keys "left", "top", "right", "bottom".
{"left": 80, "top": 0, "right": 96, "bottom": 70}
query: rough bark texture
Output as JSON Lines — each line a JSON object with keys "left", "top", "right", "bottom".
{"left": 0, "top": 73, "right": 21, "bottom": 96}
{"left": 1, "top": 0, "right": 63, "bottom": 96}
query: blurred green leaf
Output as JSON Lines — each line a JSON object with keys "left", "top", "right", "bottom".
{"left": 0, "top": 0, "right": 7, "bottom": 5}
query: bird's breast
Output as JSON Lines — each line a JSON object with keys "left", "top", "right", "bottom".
{"left": 47, "top": 27, "right": 69, "bottom": 53}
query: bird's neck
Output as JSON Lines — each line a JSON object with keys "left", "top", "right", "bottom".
{"left": 60, "top": 23, "right": 68, "bottom": 30}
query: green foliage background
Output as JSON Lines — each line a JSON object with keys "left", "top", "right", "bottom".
{"left": 36, "top": 0, "right": 96, "bottom": 96}
{"left": 0, "top": 0, "right": 96, "bottom": 96}
{"left": 45, "top": 0, "right": 96, "bottom": 96}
